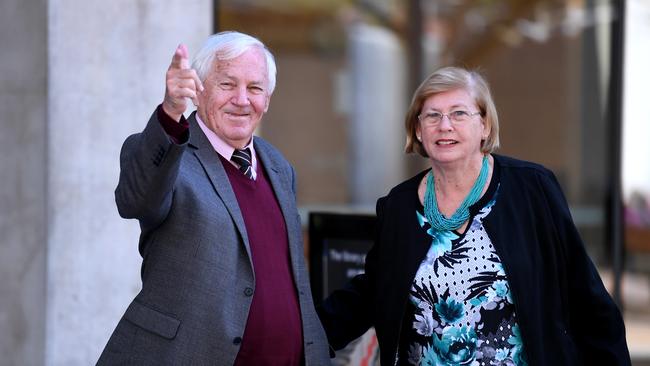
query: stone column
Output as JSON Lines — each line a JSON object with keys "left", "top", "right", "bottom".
{"left": 347, "top": 23, "right": 408, "bottom": 205}
{"left": 0, "top": 1, "right": 211, "bottom": 365}
{"left": 0, "top": 1, "right": 47, "bottom": 365}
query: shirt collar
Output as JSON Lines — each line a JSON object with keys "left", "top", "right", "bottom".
{"left": 195, "top": 113, "right": 258, "bottom": 180}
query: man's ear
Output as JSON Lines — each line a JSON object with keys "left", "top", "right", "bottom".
{"left": 263, "top": 93, "right": 271, "bottom": 113}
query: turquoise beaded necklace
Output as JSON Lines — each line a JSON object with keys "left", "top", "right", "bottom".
{"left": 424, "top": 155, "right": 489, "bottom": 231}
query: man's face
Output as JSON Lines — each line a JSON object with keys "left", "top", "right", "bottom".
{"left": 197, "top": 47, "right": 270, "bottom": 149}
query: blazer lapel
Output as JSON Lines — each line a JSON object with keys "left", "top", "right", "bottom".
{"left": 255, "top": 142, "right": 303, "bottom": 274}
{"left": 187, "top": 113, "right": 252, "bottom": 261}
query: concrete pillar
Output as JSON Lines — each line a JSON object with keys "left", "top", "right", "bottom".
{"left": 0, "top": 1, "right": 47, "bottom": 365}
{"left": 1, "top": 1, "right": 211, "bottom": 365}
{"left": 347, "top": 23, "right": 408, "bottom": 205}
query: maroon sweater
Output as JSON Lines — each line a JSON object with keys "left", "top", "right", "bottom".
{"left": 219, "top": 154, "right": 304, "bottom": 365}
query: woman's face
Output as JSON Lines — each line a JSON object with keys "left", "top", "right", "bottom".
{"left": 416, "top": 88, "right": 489, "bottom": 165}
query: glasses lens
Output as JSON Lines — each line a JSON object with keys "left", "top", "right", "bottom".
{"left": 451, "top": 111, "right": 469, "bottom": 122}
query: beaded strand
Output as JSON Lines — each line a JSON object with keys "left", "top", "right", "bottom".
{"left": 424, "top": 155, "right": 489, "bottom": 231}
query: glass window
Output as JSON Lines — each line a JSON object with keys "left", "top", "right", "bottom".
{"left": 219, "top": 0, "right": 412, "bottom": 209}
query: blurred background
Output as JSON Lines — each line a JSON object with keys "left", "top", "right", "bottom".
{"left": 1, "top": 0, "right": 649, "bottom": 365}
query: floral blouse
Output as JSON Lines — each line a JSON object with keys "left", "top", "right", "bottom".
{"left": 397, "top": 185, "right": 529, "bottom": 366}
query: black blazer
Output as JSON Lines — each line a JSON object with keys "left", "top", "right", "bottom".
{"left": 318, "top": 154, "right": 630, "bottom": 366}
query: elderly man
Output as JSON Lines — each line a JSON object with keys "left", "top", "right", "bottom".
{"left": 98, "top": 31, "right": 330, "bottom": 365}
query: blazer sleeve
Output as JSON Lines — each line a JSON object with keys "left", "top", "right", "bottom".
{"left": 539, "top": 169, "right": 631, "bottom": 365}
{"left": 315, "top": 198, "right": 385, "bottom": 351}
{"left": 114, "top": 108, "right": 188, "bottom": 230}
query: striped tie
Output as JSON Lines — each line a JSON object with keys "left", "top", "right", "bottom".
{"left": 231, "top": 148, "right": 253, "bottom": 179}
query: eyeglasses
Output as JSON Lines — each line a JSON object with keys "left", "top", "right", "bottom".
{"left": 418, "top": 110, "right": 482, "bottom": 125}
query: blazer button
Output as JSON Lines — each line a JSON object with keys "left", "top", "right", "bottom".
{"left": 244, "top": 287, "right": 254, "bottom": 296}
{"left": 233, "top": 337, "right": 242, "bottom": 345}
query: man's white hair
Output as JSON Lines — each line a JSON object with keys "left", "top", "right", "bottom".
{"left": 192, "top": 31, "right": 277, "bottom": 93}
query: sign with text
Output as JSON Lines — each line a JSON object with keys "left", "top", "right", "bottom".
{"left": 308, "top": 212, "right": 379, "bottom": 366}
{"left": 321, "top": 238, "right": 372, "bottom": 299}
{"left": 308, "top": 212, "right": 376, "bottom": 302}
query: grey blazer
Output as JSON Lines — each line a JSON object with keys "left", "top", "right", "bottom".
{"left": 97, "top": 110, "right": 331, "bottom": 365}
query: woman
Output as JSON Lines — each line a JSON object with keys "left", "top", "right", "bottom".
{"left": 318, "top": 66, "right": 631, "bottom": 365}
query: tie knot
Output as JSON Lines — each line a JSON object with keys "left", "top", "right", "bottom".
{"left": 231, "top": 148, "right": 253, "bottom": 179}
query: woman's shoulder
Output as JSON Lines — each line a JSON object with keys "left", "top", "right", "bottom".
{"left": 493, "top": 154, "right": 555, "bottom": 180}
{"left": 493, "top": 154, "right": 567, "bottom": 205}
{"left": 494, "top": 153, "right": 547, "bottom": 171}
{"left": 375, "top": 171, "right": 427, "bottom": 218}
